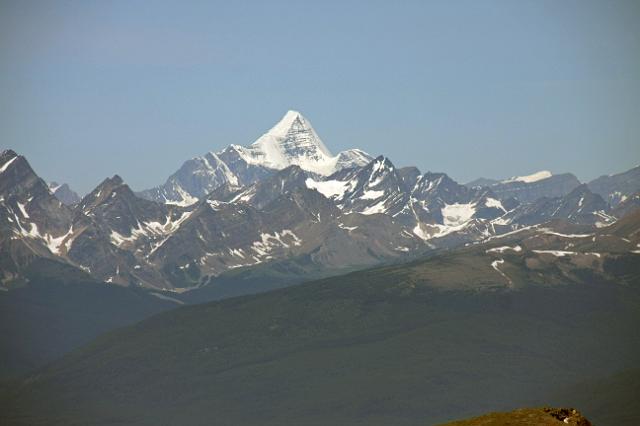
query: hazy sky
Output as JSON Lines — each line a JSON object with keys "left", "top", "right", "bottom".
{"left": 1, "top": 0, "right": 639, "bottom": 194}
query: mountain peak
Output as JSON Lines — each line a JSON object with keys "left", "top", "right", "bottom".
{"left": 254, "top": 110, "right": 332, "bottom": 158}
{"left": 1, "top": 149, "right": 18, "bottom": 159}
{"left": 230, "top": 110, "right": 337, "bottom": 175}
{"left": 503, "top": 170, "right": 552, "bottom": 184}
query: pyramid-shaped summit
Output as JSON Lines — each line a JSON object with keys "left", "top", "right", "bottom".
{"left": 230, "top": 110, "right": 364, "bottom": 176}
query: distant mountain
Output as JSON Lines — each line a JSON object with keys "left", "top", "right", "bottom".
{"left": 465, "top": 177, "right": 499, "bottom": 188}
{"left": 500, "top": 184, "right": 613, "bottom": 227}
{"left": 1, "top": 151, "right": 427, "bottom": 292}
{"left": 588, "top": 165, "right": 640, "bottom": 207}
{"left": 6, "top": 213, "right": 638, "bottom": 425}
{"left": 138, "top": 110, "right": 374, "bottom": 205}
{"left": 0, "top": 150, "right": 75, "bottom": 285}
{"left": 0, "top": 258, "right": 174, "bottom": 380}
{"left": 467, "top": 165, "right": 640, "bottom": 210}
{"left": 469, "top": 171, "right": 582, "bottom": 204}
{"left": 47, "top": 182, "right": 81, "bottom": 205}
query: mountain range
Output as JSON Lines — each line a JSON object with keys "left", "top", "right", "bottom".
{"left": 2, "top": 111, "right": 638, "bottom": 297}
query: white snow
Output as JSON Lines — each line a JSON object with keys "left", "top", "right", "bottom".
{"left": 486, "top": 245, "right": 522, "bottom": 254}
{"left": 12, "top": 217, "right": 75, "bottom": 256}
{"left": 48, "top": 182, "right": 62, "bottom": 193}
{"left": 491, "top": 215, "right": 513, "bottom": 226}
{"left": 491, "top": 259, "right": 513, "bottom": 286}
{"left": 111, "top": 211, "right": 194, "bottom": 249}
{"left": 305, "top": 178, "right": 354, "bottom": 199}
{"left": 0, "top": 156, "right": 17, "bottom": 173}
{"left": 45, "top": 227, "right": 75, "bottom": 255}
{"left": 502, "top": 170, "right": 552, "bottom": 184}
{"left": 532, "top": 250, "right": 576, "bottom": 256}
{"left": 338, "top": 223, "right": 358, "bottom": 231}
{"left": 361, "top": 198, "right": 389, "bottom": 215}
{"left": 207, "top": 199, "right": 227, "bottom": 211}
{"left": 17, "top": 202, "right": 29, "bottom": 218}
{"left": 166, "top": 186, "right": 198, "bottom": 207}
{"left": 532, "top": 250, "right": 601, "bottom": 258}
{"left": 441, "top": 203, "right": 476, "bottom": 227}
{"left": 482, "top": 224, "right": 540, "bottom": 242}
{"left": 412, "top": 224, "right": 433, "bottom": 241}
{"left": 251, "top": 229, "right": 302, "bottom": 256}
{"left": 224, "top": 111, "right": 371, "bottom": 176}
{"left": 360, "top": 190, "right": 385, "bottom": 200}
{"left": 202, "top": 152, "right": 239, "bottom": 187}
{"left": 541, "top": 230, "right": 593, "bottom": 238}
{"left": 110, "top": 230, "right": 135, "bottom": 247}
{"left": 484, "top": 197, "right": 505, "bottom": 211}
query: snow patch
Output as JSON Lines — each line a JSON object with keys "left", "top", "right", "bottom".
{"left": 442, "top": 203, "right": 476, "bottom": 227}
{"left": 502, "top": 170, "right": 552, "bottom": 184}
{"left": 305, "top": 178, "right": 354, "bottom": 199}
{"left": 361, "top": 198, "right": 389, "bottom": 215}
{"left": 486, "top": 245, "right": 522, "bottom": 254}
{"left": 360, "top": 190, "right": 385, "bottom": 200}
{"left": 0, "top": 156, "right": 18, "bottom": 173}
{"left": 533, "top": 250, "right": 576, "bottom": 257}
{"left": 491, "top": 259, "right": 513, "bottom": 286}
{"left": 17, "top": 202, "right": 29, "bottom": 219}
{"left": 166, "top": 186, "right": 198, "bottom": 207}
{"left": 484, "top": 197, "right": 505, "bottom": 211}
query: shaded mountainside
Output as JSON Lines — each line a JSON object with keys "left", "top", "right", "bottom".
{"left": 4, "top": 221, "right": 640, "bottom": 425}
{"left": 465, "top": 171, "right": 581, "bottom": 203}
{"left": 47, "top": 182, "right": 81, "bottom": 206}
{"left": 588, "top": 165, "right": 640, "bottom": 207}
{"left": 0, "top": 258, "right": 174, "bottom": 380}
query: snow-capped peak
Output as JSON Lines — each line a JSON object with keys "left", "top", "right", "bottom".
{"left": 227, "top": 110, "right": 370, "bottom": 176}
{"left": 246, "top": 110, "right": 333, "bottom": 172}
{"left": 261, "top": 110, "right": 331, "bottom": 155}
{"left": 503, "top": 170, "right": 552, "bottom": 184}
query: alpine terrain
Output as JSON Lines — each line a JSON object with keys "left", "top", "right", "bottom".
{"left": 1, "top": 110, "right": 639, "bottom": 426}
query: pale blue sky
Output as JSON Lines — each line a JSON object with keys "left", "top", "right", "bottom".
{"left": 1, "top": 0, "right": 639, "bottom": 194}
